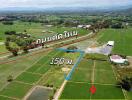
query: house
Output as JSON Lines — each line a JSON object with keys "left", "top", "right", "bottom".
{"left": 77, "top": 25, "right": 84, "bottom": 28}
{"left": 77, "top": 25, "right": 91, "bottom": 29}
{"left": 84, "top": 25, "right": 91, "bottom": 29}
{"left": 110, "top": 55, "right": 128, "bottom": 64}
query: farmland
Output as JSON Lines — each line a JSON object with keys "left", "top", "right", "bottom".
{"left": 0, "top": 21, "right": 89, "bottom": 54}
{"left": 60, "top": 55, "right": 127, "bottom": 100}
{"left": 0, "top": 49, "right": 79, "bottom": 99}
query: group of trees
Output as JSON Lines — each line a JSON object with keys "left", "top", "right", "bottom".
{"left": 89, "top": 19, "right": 126, "bottom": 33}
{"left": 4, "top": 30, "right": 31, "bottom": 38}
{"left": 2, "top": 21, "right": 14, "bottom": 25}
{"left": 5, "top": 33, "right": 35, "bottom": 56}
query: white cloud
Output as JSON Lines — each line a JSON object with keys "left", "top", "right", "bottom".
{"left": 0, "top": 0, "right": 132, "bottom": 8}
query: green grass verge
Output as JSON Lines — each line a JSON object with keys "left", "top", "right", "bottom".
{"left": 0, "top": 96, "right": 15, "bottom": 100}
{"left": 60, "top": 82, "right": 91, "bottom": 99}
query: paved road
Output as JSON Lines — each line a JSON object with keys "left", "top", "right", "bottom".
{"left": 85, "top": 44, "right": 113, "bottom": 55}
{"left": 53, "top": 80, "right": 67, "bottom": 100}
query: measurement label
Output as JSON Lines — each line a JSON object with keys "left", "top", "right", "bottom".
{"left": 50, "top": 57, "right": 73, "bottom": 65}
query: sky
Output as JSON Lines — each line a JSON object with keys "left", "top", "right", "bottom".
{"left": 0, "top": 0, "right": 132, "bottom": 8}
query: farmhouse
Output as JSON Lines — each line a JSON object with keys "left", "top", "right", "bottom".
{"left": 110, "top": 55, "right": 128, "bottom": 64}
{"left": 77, "top": 25, "right": 91, "bottom": 29}
{"left": 77, "top": 25, "right": 84, "bottom": 28}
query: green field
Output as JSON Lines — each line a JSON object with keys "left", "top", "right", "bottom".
{"left": 97, "top": 28, "right": 132, "bottom": 56}
{"left": 0, "top": 21, "right": 43, "bottom": 40}
{"left": 50, "top": 26, "right": 90, "bottom": 36}
{"left": 60, "top": 82, "right": 125, "bottom": 100}
{"left": 60, "top": 55, "right": 126, "bottom": 100}
{"left": 16, "top": 72, "right": 42, "bottom": 84}
{"left": 0, "top": 21, "right": 90, "bottom": 54}
{"left": 0, "top": 49, "right": 80, "bottom": 99}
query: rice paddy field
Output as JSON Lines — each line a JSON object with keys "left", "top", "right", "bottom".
{"left": 0, "top": 49, "right": 80, "bottom": 100}
{"left": 97, "top": 28, "right": 132, "bottom": 56}
{"left": 60, "top": 55, "right": 132, "bottom": 100}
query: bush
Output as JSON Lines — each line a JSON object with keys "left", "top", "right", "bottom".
{"left": 85, "top": 53, "right": 108, "bottom": 61}
{"left": 67, "top": 45, "right": 78, "bottom": 53}
{"left": 7, "top": 75, "right": 13, "bottom": 82}
{"left": 49, "top": 95, "right": 53, "bottom": 100}
{"left": 53, "top": 88, "right": 57, "bottom": 93}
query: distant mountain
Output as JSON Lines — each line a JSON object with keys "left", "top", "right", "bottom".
{"left": 0, "top": 5, "right": 132, "bottom": 13}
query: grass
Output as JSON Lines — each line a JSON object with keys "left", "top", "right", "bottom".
{"left": 71, "top": 69, "right": 92, "bottom": 83}
{"left": 91, "top": 84, "right": 125, "bottom": 99}
{"left": 97, "top": 28, "right": 132, "bottom": 56}
{"left": 127, "top": 92, "right": 132, "bottom": 100}
{"left": 16, "top": 72, "right": 42, "bottom": 84}
{"left": 0, "top": 82, "right": 32, "bottom": 99}
{"left": 94, "top": 70, "right": 116, "bottom": 84}
{"left": 95, "top": 61, "right": 113, "bottom": 70}
{"left": 27, "top": 50, "right": 64, "bottom": 74}
{"left": 38, "top": 52, "right": 80, "bottom": 88}
{"left": 60, "top": 82, "right": 125, "bottom": 100}
{"left": 0, "top": 45, "right": 8, "bottom": 53}
{"left": 70, "top": 59, "right": 93, "bottom": 82}
{"left": 38, "top": 71, "right": 64, "bottom": 88}
{"left": 60, "top": 82, "right": 91, "bottom": 99}
{"left": 77, "top": 59, "right": 94, "bottom": 70}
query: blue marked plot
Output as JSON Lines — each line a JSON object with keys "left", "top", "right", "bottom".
{"left": 57, "top": 48, "right": 85, "bottom": 80}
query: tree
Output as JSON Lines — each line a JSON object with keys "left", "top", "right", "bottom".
{"left": 89, "top": 25, "right": 96, "bottom": 33}
{"left": 5, "top": 39, "right": 19, "bottom": 56}
{"left": 9, "top": 47, "right": 19, "bottom": 56}
{"left": 5, "top": 31, "right": 16, "bottom": 35}
{"left": 117, "top": 77, "right": 132, "bottom": 91}
{"left": 111, "top": 22, "right": 124, "bottom": 29}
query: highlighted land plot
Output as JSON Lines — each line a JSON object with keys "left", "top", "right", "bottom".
{"left": 56, "top": 48, "right": 85, "bottom": 80}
